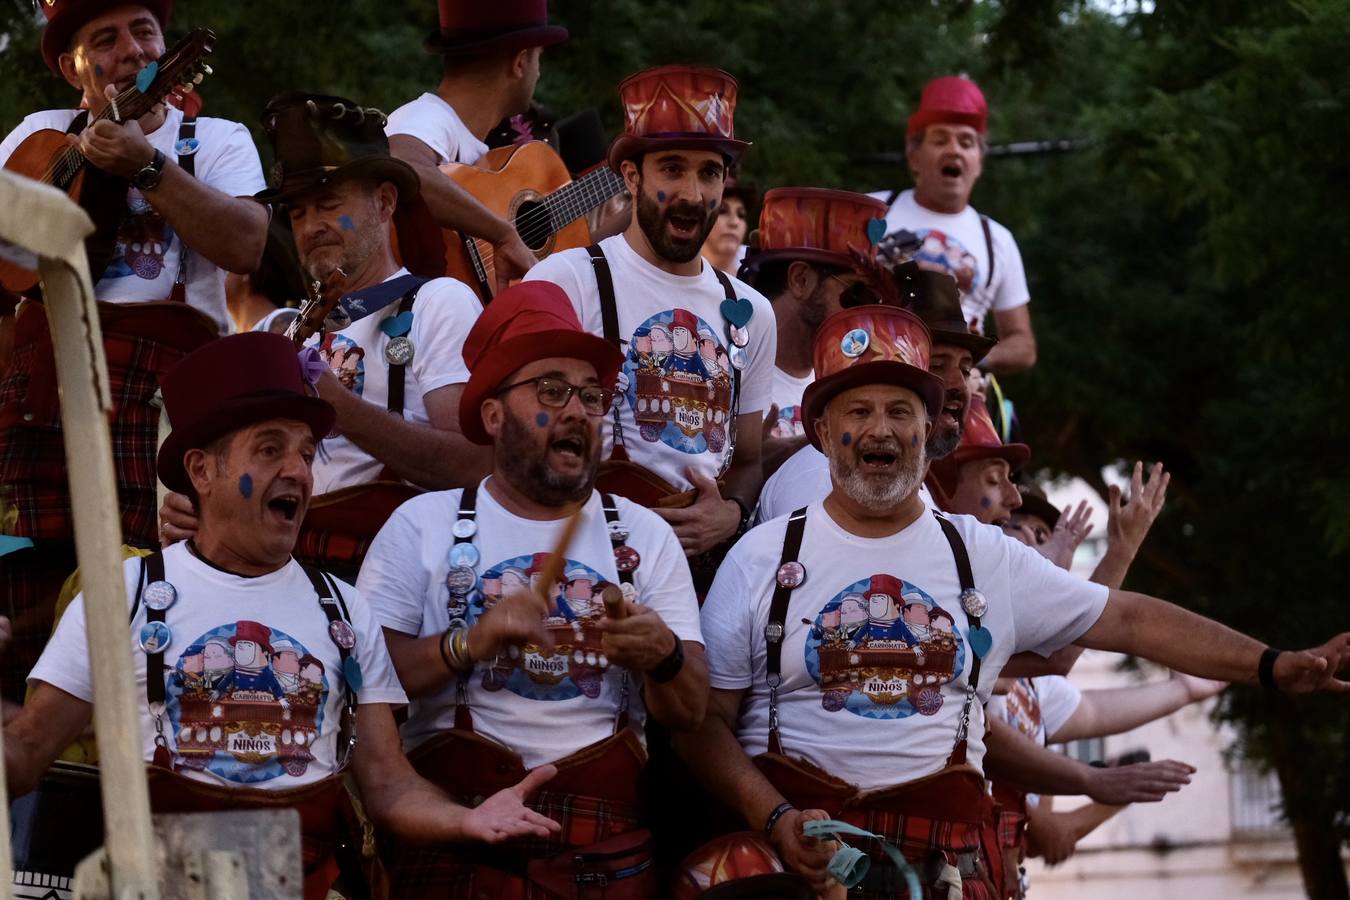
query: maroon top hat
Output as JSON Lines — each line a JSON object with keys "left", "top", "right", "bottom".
{"left": 157, "top": 333, "right": 336, "bottom": 494}
{"left": 229, "top": 620, "right": 274, "bottom": 654}
{"left": 459, "top": 281, "right": 624, "bottom": 446}
{"left": 753, "top": 187, "right": 889, "bottom": 271}
{"left": 607, "top": 65, "right": 750, "bottom": 171}
{"left": 908, "top": 76, "right": 988, "bottom": 138}
{"left": 424, "top": 0, "right": 568, "bottom": 56}
{"left": 40, "top": 0, "right": 174, "bottom": 76}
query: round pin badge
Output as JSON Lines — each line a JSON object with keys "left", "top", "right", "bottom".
{"left": 619, "top": 582, "right": 637, "bottom": 603}
{"left": 607, "top": 520, "right": 630, "bottom": 543}
{"left": 968, "top": 624, "right": 993, "bottom": 659}
{"left": 840, "top": 328, "right": 870, "bottom": 358}
{"left": 328, "top": 620, "right": 356, "bottom": 650}
{"left": 446, "top": 565, "right": 477, "bottom": 596}
{"left": 729, "top": 324, "right": 750, "bottom": 348}
{"left": 342, "top": 656, "right": 364, "bottom": 692}
{"left": 173, "top": 137, "right": 200, "bottom": 157}
{"left": 960, "top": 588, "right": 989, "bottom": 619}
{"left": 143, "top": 580, "right": 177, "bottom": 612}
{"left": 730, "top": 345, "right": 750, "bottom": 370}
{"left": 451, "top": 518, "right": 477, "bottom": 540}
{"left": 384, "top": 336, "right": 415, "bottom": 366}
{"left": 448, "top": 542, "right": 480, "bottom": 568}
{"left": 138, "top": 621, "right": 172, "bottom": 654}
{"left": 613, "top": 545, "right": 641, "bottom": 573}
{"left": 775, "top": 561, "right": 807, "bottom": 589}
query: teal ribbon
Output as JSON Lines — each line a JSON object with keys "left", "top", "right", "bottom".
{"left": 802, "top": 819, "right": 923, "bottom": 897}
{"left": 0, "top": 535, "right": 34, "bottom": 558}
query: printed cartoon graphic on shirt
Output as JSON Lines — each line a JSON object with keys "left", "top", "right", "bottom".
{"left": 318, "top": 332, "right": 366, "bottom": 395}
{"left": 168, "top": 619, "right": 329, "bottom": 784}
{"left": 624, "top": 309, "right": 734, "bottom": 454}
{"left": 101, "top": 189, "right": 175, "bottom": 281}
{"left": 910, "top": 228, "right": 980, "bottom": 297}
{"left": 1002, "top": 678, "right": 1043, "bottom": 740}
{"left": 470, "top": 554, "right": 616, "bottom": 701}
{"left": 805, "top": 574, "right": 964, "bottom": 720}
{"left": 772, "top": 405, "right": 804, "bottom": 438}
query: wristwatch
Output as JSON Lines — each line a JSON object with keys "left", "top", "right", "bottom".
{"left": 132, "top": 149, "right": 167, "bottom": 191}
{"left": 648, "top": 631, "right": 685, "bottom": 683}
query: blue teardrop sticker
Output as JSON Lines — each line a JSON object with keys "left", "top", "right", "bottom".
{"left": 343, "top": 655, "right": 364, "bottom": 692}
{"left": 174, "top": 137, "right": 200, "bottom": 157}
{"left": 866, "top": 217, "right": 887, "bottom": 246}
{"left": 135, "top": 61, "right": 159, "bottom": 94}
{"left": 720, "top": 297, "right": 753, "bottom": 328}
{"left": 968, "top": 625, "right": 993, "bottom": 659}
{"left": 379, "top": 311, "right": 414, "bottom": 337}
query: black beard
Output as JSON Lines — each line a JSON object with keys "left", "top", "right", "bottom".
{"left": 635, "top": 184, "right": 718, "bottom": 264}
{"left": 497, "top": 408, "right": 598, "bottom": 506}
{"left": 925, "top": 389, "right": 967, "bottom": 459}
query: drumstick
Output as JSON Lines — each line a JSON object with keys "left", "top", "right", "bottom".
{"left": 534, "top": 508, "right": 584, "bottom": 603}
{"left": 600, "top": 583, "right": 626, "bottom": 620}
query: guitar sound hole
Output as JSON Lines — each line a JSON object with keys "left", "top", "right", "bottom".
{"left": 514, "top": 200, "right": 553, "bottom": 252}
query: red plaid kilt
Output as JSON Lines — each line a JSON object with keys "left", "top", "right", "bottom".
{"left": 756, "top": 753, "right": 1000, "bottom": 900}
{"left": 293, "top": 482, "right": 420, "bottom": 583}
{"left": 386, "top": 728, "right": 650, "bottom": 898}
{"left": 991, "top": 782, "right": 1029, "bottom": 899}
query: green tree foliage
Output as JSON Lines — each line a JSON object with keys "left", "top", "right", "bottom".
{"left": 2, "top": 0, "right": 1347, "bottom": 892}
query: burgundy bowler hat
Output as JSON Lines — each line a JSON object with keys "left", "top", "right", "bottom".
{"left": 40, "top": 0, "right": 174, "bottom": 76}
{"left": 157, "top": 332, "right": 335, "bottom": 494}
{"left": 459, "top": 281, "right": 623, "bottom": 446}
{"left": 889, "top": 260, "right": 997, "bottom": 364}
{"left": 424, "top": 0, "right": 568, "bottom": 56}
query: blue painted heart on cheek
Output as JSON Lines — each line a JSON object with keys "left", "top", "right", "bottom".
{"left": 535, "top": 412, "right": 550, "bottom": 427}
{"left": 379, "top": 311, "right": 414, "bottom": 337}
{"left": 134, "top": 61, "right": 158, "bottom": 94}
{"left": 720, "top": 297, "right": 753, "bottom": 328}
{"left": 968, "top": 625, "right": 993, "bottom": 659}
{"left": 866, "top": 217, "right": 887, "bottom": 246}
{"left": 238, "top": 473, "right": 253, "bottom": 498}
{"left": 841, "top": 432, "right": 852, "bottom": 446}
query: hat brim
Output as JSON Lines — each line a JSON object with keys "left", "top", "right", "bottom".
{"left": 1015, "top": 492, "right": 1061, "bottom": 528}
{"left": 929, "top": 326, "right": 997, "bottom": 365}
{"left": 42, "top": 0, "right": 174, "bottom": 76}
{"left": 801, "top": 361, "right": 945, "bottom": 451}
{"left": 423, "top": 24, "right": 568, "bottom": 56}
{"left": 748, "top": 247, "right": 860, "bottom": 272}
{"left": 255, "top": 156, "right": 420, "bottom": 205}
{"left": 157, "top": 392, "right": 336, "bottom": 495}
{"left": 459, "top": 330, "right": 625, "bottom": 446}
{"left": 952, "top": 441, "right": 1032, "bottom": 472}
{"left": 607, "top": 133, "right": 750, "bottom": 172}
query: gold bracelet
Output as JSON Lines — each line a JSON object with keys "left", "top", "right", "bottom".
{"left": 446, "top": 625, "right": 474, "bottom": 673}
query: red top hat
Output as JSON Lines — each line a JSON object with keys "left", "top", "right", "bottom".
{"left": 525, "top": 552, "right": 551, "bottom": 577}
{"left": 424, "top": 0, "right": 568, "bottom": 56}
{"left": 459, "top": 281, "right": 624, "bottom": 446}
{"left": 753, "top": 187, "right": 888, "bottom": 271}
{"left": 907, "top": 76, "right": 988, "bottom": 139}
{"left": 865, "top": 574, "right": 904, "bottom": 601}
{"left": 952, "top": 400, "right": 1030, "bottom": 469}
{"left": 607, "top": 65, "right": 750, "bottom": 171}
{"left": 673, "top": 832, "right": 813, "bottom": 900}
{"left": 156, "top": 333, "right": 336, "bottom": 495}
{"left": 40, "top": 0, "right": 174, "bottom": 76}
{"left": 670, "top": 308, "right": 699, "bottom": 335}
{"left": 799, "top": 307, "right": 944, "bottom": 451}
{"left": 228, "top": 620, "right": 274, "bottom": 655}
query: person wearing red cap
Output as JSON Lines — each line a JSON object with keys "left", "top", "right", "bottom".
{"left": 357, "top": 280, "right": 706, "bottom": 896}
{"left": 4, "top": 332, "right": 563, "bottom": 899}
{"left": 385, "top": 0, "right": 569, "bottom": 294}
{"left": 0, "top": 0, "right": 270, "bottom": 703}
{"left": 677, "top": 305, "right": 1350, "bottom": 897}
{"left": 928, "top": 400, "right": 1030, "bottom": 526}
{"left": 525, "top": 65, "right": 774, "bottom": 565}
{"left": 870, "top": 75, "right": 1037, "bottom": 375}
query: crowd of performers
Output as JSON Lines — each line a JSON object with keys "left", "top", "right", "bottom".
{"left": 1, "top": 1, "right": 1348, "bottom": 898}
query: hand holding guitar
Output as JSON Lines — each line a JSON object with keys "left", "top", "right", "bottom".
{"left": 70, "top": 90, "right": 158, "bottom": 178}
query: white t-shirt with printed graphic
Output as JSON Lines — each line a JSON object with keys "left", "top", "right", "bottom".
{"left": 358, "top": 480, "right": 703, "bottom": 769}
{"left": 988, "top": 675, "right": 1082, "bottom": 749}
{"left": 386, "top": 93, "right": 489, "bottom": 166}
{"left": 701, "top": 503, "right": 1107, "bottom": 791}
{"left": 770, "top": 367, "right": 813, "bottom": 439}
{"left": 868, "top": 189, "right": 1029, "bottom": 335}
{"left": 524, "top": 234, "right": 776, "bottom": 492}
{"left": 258, "top": 269, "right": 481, "bottom": 495}
{"left": 29, "top": 542, "right": 405, "bottom": 788}
{"left": 0, "top": 107, "right": 266, "bottom": 334}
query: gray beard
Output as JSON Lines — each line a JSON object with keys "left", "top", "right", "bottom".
{"left": 829, "top": 443, "right": 927, "bottom": 513}
{"left": 926, "top": 427, "right": 961, "bottom": 460}
{"left": 497, "top": 409, "right": 598, "bottom": 506}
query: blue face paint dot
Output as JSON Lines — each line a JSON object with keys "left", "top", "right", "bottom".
{"left": 656, "top": 191, "right": 667, "bottom": 203}
{"left": 912, "top": 434, "right": 919, "bottom": 447}
{"left": 338, "top": 214, "right": 354, "bottom": 231}
{"left": 979, "top": 497, "right": 992, "bottom": 509}
{"left": 238, "top": 473, "right": 254, "bottom": 499}
{"left": 709, "top": 199, "right": 719, "bottom": 210}
{"left": 535, "top": 412, "right": 550, "bottom": 427}
{"left": 94, "top": 64, "right": 104, "bottom": 77}
{"left": 841, "top": 432, "right": 852, "bottom": 446}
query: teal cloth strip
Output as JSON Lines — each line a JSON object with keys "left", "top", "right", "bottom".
{"left": 803, "top": 818, "right": 924, "bottom": 898}
{"left": 0, "top": 535, "right": 34, "bottom": 558}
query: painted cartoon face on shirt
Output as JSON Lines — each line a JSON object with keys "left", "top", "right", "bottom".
{"left": 102, "top": 189, "right": 175, "bottom": 282}
{"left": 318, "top": 332, "right": 366, "bottom": 396}
{"left": 167, "top": 621, "right": 329, "bottom": 784}
{"left": 805, "top": 575, "right": 965, "bottom": 720}
{"left": 471, "top": 555, "right": 617, "bottom": 702}
{"left": 911, "top": 228, "right": 980, "bottom": 296}
{"left": 625, "top": 309, "right": 735, "bottom": 455}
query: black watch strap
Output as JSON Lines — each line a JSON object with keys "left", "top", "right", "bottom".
{"left": 648, "top": 632, "right": 684, "bottom": 683}
{"left": 1258, "top": 647, "right": 1283, "bottom": 691}
{"left": 133, "top": 148, "right": 167, "bottom": 190}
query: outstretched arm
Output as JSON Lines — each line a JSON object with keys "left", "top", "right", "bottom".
{"left": 1025, "top": 797, "right": 1124, "bottom": 866}
{"left": 1048, "top": 672, "right": 1226, "bottom": 744}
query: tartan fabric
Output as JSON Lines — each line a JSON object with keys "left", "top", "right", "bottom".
{"left": 837, "top": 806, "right": 998, "bottom": 900}
{"left": 995, "top": 806, "right": 1026, "bottom": 850}
{"left": 0, "top": 543, "right": 77, "bottom": 703}
{"left": 292, "top": 528, "right": 366, "bottom": 585}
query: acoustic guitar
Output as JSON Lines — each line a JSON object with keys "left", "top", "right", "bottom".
{"left": 438, "top": 141, "right": 627, "bottom": 302}
{"left": 0, "top": 28, "right": 216, "bottom": 293}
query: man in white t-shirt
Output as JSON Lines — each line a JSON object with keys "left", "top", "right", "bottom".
{"left": 870, "top": 75, "right": 1037, "bottom": 374}
{"left": 0, "top": 0, "right": 269, "bottom": 702}
{"left": 676, "top": 304, "right": 1350, "bottom": 896}
{"left": 386, "top": 0, "right": 570, "bottom": 296}
{"left": 739, "top": 187, "right": 889, "bottom": 477}
{"left": 3, "top": 332, "right": 561, "bottom": 898}
{"left": 159, "top": 92, "right": 488, "bottom": 578}
{"left": 358, "top": 280, "right": 705, "bottom": 895}
{"left": 525, "top": 65, "right": 774, "bottom": 565}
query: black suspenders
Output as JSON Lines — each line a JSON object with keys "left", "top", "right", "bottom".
{"left": 138, "top": 551, "right": 170, "bottom": 706}
{"left": 978, "top": 214, "right": 995, "bottom": 289}
{"left": 385, "top": 287, "right": 420, "bottom": 417}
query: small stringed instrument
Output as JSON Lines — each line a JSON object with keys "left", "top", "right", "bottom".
{"left": 0, "top": 28, "right": 216, "bottom": 293}
{"left": 438, "top": 141, "right": 627, "bottom": 302}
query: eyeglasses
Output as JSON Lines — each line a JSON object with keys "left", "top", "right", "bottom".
{"left": 497, "top": 376, "right": 614, "bottom": 416}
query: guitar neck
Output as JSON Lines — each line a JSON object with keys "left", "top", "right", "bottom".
{"left": 540, "top": 166, "right": 627, "bottom": 234}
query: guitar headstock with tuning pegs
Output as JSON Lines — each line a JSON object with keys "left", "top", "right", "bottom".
{"left": 107, "top": 28, "right": 217, "bottom": 124}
